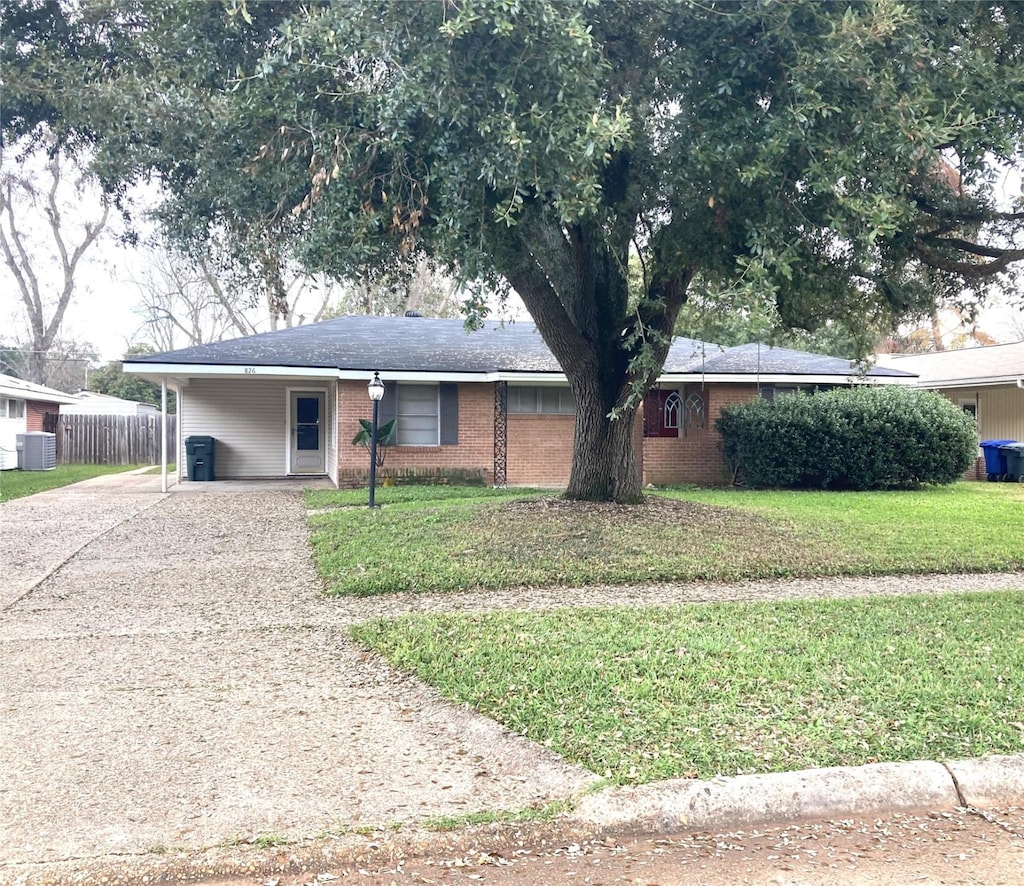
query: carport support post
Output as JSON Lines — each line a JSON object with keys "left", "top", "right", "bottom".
{"left": 161, "top": 379, "right": 168, "bottom": 494}
{"left": 367, "top": 372, "right": 385, "bottom": 508}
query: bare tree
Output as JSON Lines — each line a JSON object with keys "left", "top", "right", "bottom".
{"left": 133, "top": 249, "right": 254, "bottom": 350}
{"left": 0, "top": 138, "right": 109, "bottom": 383}
{"left": 0, "top": 338, "right": 97, "bottom": 392}
{"left": 1007, "top": 309, "right": 1024, "bottom": 342}
{"left": 326, "top": 254, "right": 464, "bottom": 319}
{"left": 132, "top": 245, "right": 343, "bottom": 350}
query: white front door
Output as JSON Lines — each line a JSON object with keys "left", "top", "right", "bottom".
{"left": 290, "top": 391, "right": 326, "bottom": 474}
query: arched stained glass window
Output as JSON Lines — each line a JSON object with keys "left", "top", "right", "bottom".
{"left": 663, "top": 392, "right": 681, "bottom": 429}
{"left": 684, "top": 391, "right": 705, "bottom": 430}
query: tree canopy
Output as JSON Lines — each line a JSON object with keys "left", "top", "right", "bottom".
{"left": 6, "top": 0, "right": 1024, "bottom": 500}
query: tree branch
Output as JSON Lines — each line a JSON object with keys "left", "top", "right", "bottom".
{"left": 918, "top": 234, "right": 1024, "bottom": 260}
{"left": 0, "top": 181, "right": 45, "bottom": 336}
{"left": 914, "top": 241, "right": 1024, "bottom": 278}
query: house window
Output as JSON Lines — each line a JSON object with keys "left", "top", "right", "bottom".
{"left": 644, "top": 389, "right": 679, "bottom": 437}
{"left": 1, "top": 397, "right": 25, "bottom": 419}
{"left": 958, "top": 398, "right": 978, "bottom": 423}
{"left": 380, "top": 382, "right": 458, "bottom": 446}
{"left": 759, "top": 386, "right": 800, "bottom": 402}
{"left": 663, "top": 392, "right": 681, "bottom": 430}
{"left": 507, "top": 385, "right": 575, "bottom": 414}
{"left": 396, "top": 384, "right": 439, "bottom": 445}
{"left": 684, "top": 391, "right": 705, "bottom": 430}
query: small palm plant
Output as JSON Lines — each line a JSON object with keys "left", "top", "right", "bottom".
{"left": 351, "top": 418, "right": 397, "bottom": 467}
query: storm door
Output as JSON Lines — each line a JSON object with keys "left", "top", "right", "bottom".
{"left": 289, "top": 391, "right": 326, "bottom": 474}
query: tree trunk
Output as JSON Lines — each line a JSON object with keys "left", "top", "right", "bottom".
{"left": 494, "top": 209, "right": 689, "bottom": 504}
{"left": 566, "top": 382, "right": 642, "bottom": 502}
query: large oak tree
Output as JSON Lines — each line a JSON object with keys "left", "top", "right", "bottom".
{"left": 7, "top": 0, "right": 1024, "bottom": 501}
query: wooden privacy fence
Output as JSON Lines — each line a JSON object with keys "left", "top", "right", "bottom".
{"left": 50, "top": 413, "right": 178, "bottom": 466}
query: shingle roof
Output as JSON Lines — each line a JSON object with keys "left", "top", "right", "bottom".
{"left": 875, "top": 340, "right": 1024, "bottom": 385}
{"left": 673, "top": 342, "right": 912, "bottom": 378}
{"left": 128, "top": 315, "right": 912, "bottom": 379}
{"left": 131, "top": 316, "right": 561, "bottom": 372}
{"left": 0, "top": 374, "right": 77, "bottom": 404}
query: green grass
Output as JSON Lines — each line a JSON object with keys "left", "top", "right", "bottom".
{"left": 307, "top": 483, "right": 1023, "bottom": 596}
{"left": 352, "top": 591, "right": 1024, "bottom": 784}
{"left": 659, "top": 483, "right": 1024, "bottom": 575}
{"left": 421, "top": 800, "right": 573, "bottom": 832}
{"left": 144, "top": 463, "right": 176, "bottom": 474}
{"left": 0, "top": 464, "right": 146, "bottom": 502}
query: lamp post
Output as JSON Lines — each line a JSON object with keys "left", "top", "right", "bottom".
{"left": 367, "top": 371, "right": 385, "bottom": 508}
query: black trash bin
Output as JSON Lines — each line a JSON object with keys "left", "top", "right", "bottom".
{"left": 185, "top": 435, "right": 216, "bottom": 481}
{"left": 999, "top": 443, "right": 1024, "bottom": 483}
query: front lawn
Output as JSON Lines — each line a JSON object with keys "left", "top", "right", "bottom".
{"left": 0, "top": 464, "right": 145, "bottom": 502}
{"left": 662, "top": 483, "right": 1024, "bottom": 576}
{"left": 352, "top": 590, "right": 1024, "bottom": 784}
{"left": 307, "top": 483, "right": 1023, "bottom": 596}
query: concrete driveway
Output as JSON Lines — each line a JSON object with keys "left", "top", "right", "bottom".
{"left": 0, "top": 473, "right": 592, "bottom": 882}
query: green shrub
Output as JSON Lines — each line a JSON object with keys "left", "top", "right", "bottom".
{"left": 716, "top": 387, "right": 977, "bottom": 489}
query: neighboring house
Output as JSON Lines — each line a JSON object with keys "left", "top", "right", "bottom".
{"left": 875, "top": 341, "right": 1024, "bottom": 444}
{"left": 61, "top": 391, "right": 158, "bottom": 416}
{"left": 0, "top": 375, "right": 78, "bottom": 470}
{"left": 124, "top": 315, "right": 915, "bottom": 487}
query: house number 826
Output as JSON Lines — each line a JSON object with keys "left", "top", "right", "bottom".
{"left": 243, "top": 367, "right": 257, "bottom": 374}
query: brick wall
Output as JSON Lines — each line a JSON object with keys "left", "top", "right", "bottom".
{"left": 507, "top": 413, "right": 575, "bottom": 486}
{"left": 26, "top": 400, "right": 50, "bottom": 433}
{"left": 641, "top": 384, "right": 760, "bottom": 486}
{"left": 334, "top": 379, "right": 764, "bottom": 489}
{"left": 963, "top": 455, "right": 984, "bottom": 482}
{"left": 336, "top": 380, "right": 495, "bottom": 484}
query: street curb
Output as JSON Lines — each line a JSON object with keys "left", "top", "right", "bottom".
{"left": 8, "top": 753, "right": 1024, "bottom": 886}
{"left": 572, "top": 759, "right": 962, "bottom": 834}
{"left": 946, "top": 753, "right": 1024, "bottom": 809}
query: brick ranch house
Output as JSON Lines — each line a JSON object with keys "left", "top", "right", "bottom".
{"left": 124, "top": 315, "right": 915, "bottom": 488}
{"left": 0, "top": 374, "right": 77, "bottom": 471}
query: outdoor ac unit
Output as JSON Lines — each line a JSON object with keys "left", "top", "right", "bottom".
{"left": 16, "top": 432, "right": 57, "bottom": 471}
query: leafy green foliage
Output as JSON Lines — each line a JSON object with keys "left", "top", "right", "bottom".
{"left": 673, "top": 277, "right": 887, "bottom": 358}
{"left": 350, "top": 418, "right": 395, "bottom": 448}
{"left": 352, "top": 591, "right": 1024, "bottom": 783}
{"left": 350, "top": 417, "right": 396, "bottom": 467}
{"left": 716, "top": 387, "right": 978, "bottom": 489}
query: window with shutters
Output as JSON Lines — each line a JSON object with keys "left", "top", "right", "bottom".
{"left": 396, "top": 384, "right": 439, "bottom": 445}
{"left": 379, "top": 383, "right": 457, "bottom": 446}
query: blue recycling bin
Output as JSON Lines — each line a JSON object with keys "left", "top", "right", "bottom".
{"left": 980, "top": 440, "right": 1015, "bottom": 480}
